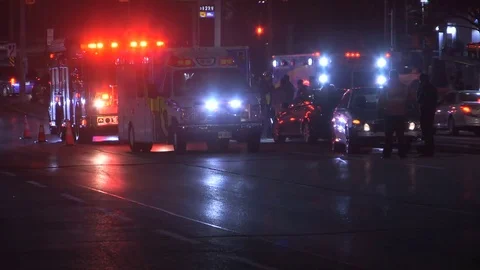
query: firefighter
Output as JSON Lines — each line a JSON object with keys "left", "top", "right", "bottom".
{"left": 417, "top": 73, "right": 438, "bottom": 157}
{"left": 378, "top": 70, "right": 409, "bottom": 158}
{"left": 295, "top": 79, "right": 309, "bottom": 102}
{"left": 260, "top": 72, "right": 274, "bottom": 137}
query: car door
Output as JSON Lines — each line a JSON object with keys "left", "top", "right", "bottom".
{"left": 435, "top": 92, "right": 456, "bottom": 128}
{"left": 332, "top": 90, "right": 352, "bottom": 142}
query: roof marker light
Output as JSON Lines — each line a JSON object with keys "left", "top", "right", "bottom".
{"left": 111, "top": 42, "right": 119, "bottom": 48}
{"left": 130, "top": 41, "right": 138, "bottom": 48}
{"left": 140, "top": 41, "right": 148, "bottom": 47}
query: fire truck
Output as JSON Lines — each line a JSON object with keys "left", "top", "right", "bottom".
{"left": 114, "top": 41, "right": 262, "bottom": 153}
{"left": 47, "top": 39, "right": 119, "bottom": 142}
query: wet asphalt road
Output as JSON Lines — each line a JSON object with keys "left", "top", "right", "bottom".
{"left": 1, "top": 101, "right": 480, "bottom": 269}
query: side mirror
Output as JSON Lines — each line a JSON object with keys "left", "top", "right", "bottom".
{"left": 147, "top": 84, "right": 158, "bottom": 98}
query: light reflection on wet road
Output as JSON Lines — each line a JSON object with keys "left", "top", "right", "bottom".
{"left": 1, "top": 104, "right": 480, "bottom": 269}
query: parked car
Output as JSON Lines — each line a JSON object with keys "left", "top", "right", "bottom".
{"left": 434, "top": 90, "right": 480, "bottom": 136}
{"left": 331, "top": 87, "right": 421, "bottom": 154}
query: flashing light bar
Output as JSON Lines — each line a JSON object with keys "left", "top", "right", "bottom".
{"left": 140, "top": 41, "right": 148, "bottom": 47}
{"left": 156, "top": 41, "right": 165, "bottom": 47}
{"left": 130, "top": 41, "right": 138, "bottom": 48}
{"left": 345, "top": 52, "right": 361, "bottom": 58}
{"left": 111, "top": 42, "right": 119, "bottom": 48}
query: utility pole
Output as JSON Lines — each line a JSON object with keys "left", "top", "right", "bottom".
{"left": 9, "top": 0, "right": 15, "bottom": 42}
{"left": 18, "top": 0, "right": 27, "bottom": 99}
{"left": 214, "top": 0, "right": 221, "bottom": 46}
{"left": 384, "top": 0, "right": 388, "bottom": 48}
{"left": 267, "top": 0, "right": 273, "bottom": 62}
{"left": 390, "top": 2, "right": 396, "bottom": 50}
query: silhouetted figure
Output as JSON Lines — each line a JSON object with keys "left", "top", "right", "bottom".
{"left": 417, "top": 73, "right": 438, "bottom": 157}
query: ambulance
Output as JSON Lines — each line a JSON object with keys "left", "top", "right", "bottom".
{"left": 116, "top": 44, "right": 263, "bottom": 153}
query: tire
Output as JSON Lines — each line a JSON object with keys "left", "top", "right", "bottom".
{"left": 272, "top": 123, "right": 286, "bottom": 143}
{"left": 128, "top": 126, "right": 141, "bottom": 152}
{"left": 247, "top": 133, "right": 261, "bottom": 153}
{"left": 332, "top": 141, "right": 346, "bottom": 153}
{"left": 140, "top": 143, "right": 153, "bottom": 152}
{"left": 77, "top": 128, "right": 92, "bottom": 144}
{"left": 173, "top": 132, "right": 187, "bottom": 154}
{"left": 302, "top": 122, "right": 317, "bottom": 144}
{"left": 448, "top": 117, "right": 459, "bottom": 136}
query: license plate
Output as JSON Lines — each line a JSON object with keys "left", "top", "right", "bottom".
{"left": 218, "top": 131, "right": 232, "bottom": 139}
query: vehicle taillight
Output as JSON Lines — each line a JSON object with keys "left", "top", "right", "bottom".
{"left": 460, "top": 106, "right": 472, "bottom": 114}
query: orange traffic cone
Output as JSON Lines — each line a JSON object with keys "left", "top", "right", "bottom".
{"left": 36, "top": 124, "right": 47, "bottom": 143}
{"left": 64, "top": 121, "right": 75, "bottom": 146}
{"left": 23, "top": 115, "right": 32, "bottom": 139}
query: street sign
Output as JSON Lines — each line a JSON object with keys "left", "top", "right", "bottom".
{"left": 7, "top": 43, "right": 16, "bottom": 58}
{"left": 47, "top": 29, "right": 54, "bottom": 46}
{"left": 25, "top": 0, "right": 35, "bottom": 4}
{"left": 199, "top": 5, "right": 215, "bottom": 18}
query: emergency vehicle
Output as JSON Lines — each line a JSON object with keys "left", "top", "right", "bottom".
{"left": 0, "top": 42, "right": 17, "bottom": 96}
{"left": 48, "top": 39, "right": 119, "bottom": 142}
{"left": 115, "top": 43, "right": 263, "bottom": 153}
{"left": 272, "top": 53, "right": 330, "bottom": 89}
{"left": 272, "top": 51, "right": 392, "bottom": 89}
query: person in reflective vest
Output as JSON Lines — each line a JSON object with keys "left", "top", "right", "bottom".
{"left": 378, "top": 70, "right": 409, "bottom": 158}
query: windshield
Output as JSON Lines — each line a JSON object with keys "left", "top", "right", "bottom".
{"left": 459, "top": 92, "right": 480, "bottom": 102}
{"left": 173, "top": 68, "right": 248, "bottom": 96}
{"left": 85, "top": 63, "right": 117, "bottom": 87}
{"left": 350, "top": 88, "right": 381, "bottom": 110}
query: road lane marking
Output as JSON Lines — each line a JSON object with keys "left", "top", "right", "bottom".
{"left": 404, "top": 163, "right": 444, "bottom": 170}
{"left": 26, "top": 181, "right": 47, "bottom": 188}
{"left": 219, "top": 255, "right": 278, "bottom": 270}
{"left": 76, "top": 184, "right": 235, "bottom": 233}
{"left": 153, "top": 229, "right": 200, "bottom": 245}
{"left": 61, "top": 193, "right": 85, "bottom": 203}
{"left": 0, "top": 171, "right": 16, "bottom": 177}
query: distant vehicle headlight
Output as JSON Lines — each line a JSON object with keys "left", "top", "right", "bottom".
{"left": 94, "top": 99, "right": 105, "bottom": 108}
{"left": 229, "top": 99, "right": 242, "bottom": 109}
{"left": 205, "top": 99, "right": 219, "bottom": 111}
{"left": 376, "top": 75, "right": 387, "bottom": 85}
{"left": 408, "top": 122, "right": 415, "bottom": 131}
{"left": 376, "top": 57, "right": 387, "bottom": 68}
{"left": 363, "top": 123, "right": 370, "bottom": 132}
{"left": 319, "top": 74, "right": 328, "bottom": 84}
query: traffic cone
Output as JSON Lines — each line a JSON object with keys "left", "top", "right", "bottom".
{"left": 36, "top": 124, "right": 47, "bottom": 143}
{"left": 64, "top": 121, "right": 75, "bottom": 146}
{"left": 22, "top": 115, "right": 32, "bottom": 139}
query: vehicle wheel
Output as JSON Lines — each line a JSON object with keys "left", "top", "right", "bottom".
{"left": 247, "top": 133, "right": 261, "bottom": 153}
{"left": 448, "top": 117, "right": 459, "bottom": 136}
{"left": 332, "top": 140, "right": 346, "bottom": 153}
{"left": 140, "top": 143, "right": 153, "bottom": 152}
{"left": 77, "top": 128, "right": 92, "bottom": 144}
{"left": 302, "top": 122, "right": 317, "bottom": 144}
{"left": 272, "top": 123, "right": 286, "bottom": 143}
{"left": 128, "top": 126, "right": 141, "bottom": 152}
{"left": 173, "top": 132, "right": 187, "bottom": 154}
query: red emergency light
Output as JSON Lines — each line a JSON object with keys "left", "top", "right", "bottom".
{"left": 345, "top": 52, "right": 361, "bottom": 58}
{"left": 385, "top": 52, "right": 391, "bottom": 58}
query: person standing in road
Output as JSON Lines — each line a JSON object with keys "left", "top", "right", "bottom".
{"left": 378, "top": 70, "right": 409, "bottom": 158}
{"left": 417, "top": 73, "right": 438, "bottom": 157}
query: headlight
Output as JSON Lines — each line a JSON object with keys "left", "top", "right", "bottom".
{"left": 229, "top": 99, "right": 242, "bottom": 109}
{"left": 319, "top": 74, "right": 328, "bottom": 84}
{"left": 363, "top": 123, "right": 370, "bottom": 132}
{"left": 319, "top": 57, "right": 329, "bottom": 67}
{"left": 94, "top": 99, "right": 105, "bottom": 108}
{"left": 376, "top": 57, "right": 387, "bottom": 68}
{"left": 408, "top": 122, "right": 415, "bottom": 131}
{"left": 205, "top": 99, "right": 219, "bottom": 111}
{"left": 376, "top": 75, "right": 387, "bottom": 85}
